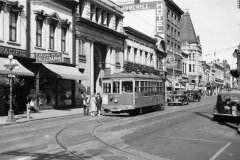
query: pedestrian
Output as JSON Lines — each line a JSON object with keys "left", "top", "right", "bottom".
{"left": 89, "top": 94, "right": 97, "bottom": 117}
{"left": 82, "top": 93, "right": 89, "bottom": 115}
{"left": 96, "top": 92, "right": 102, "bottom": 116}
{"left": 26, "top": 97, "right": 34, "bottom": 119}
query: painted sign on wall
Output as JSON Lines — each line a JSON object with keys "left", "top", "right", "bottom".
{"left": 0, "top": 45, "right": 27, "bottom": 57}
{"left": 36, "top": 52, "right": 63, "bottom": 63}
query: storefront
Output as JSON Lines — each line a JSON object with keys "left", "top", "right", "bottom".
{"left": 34, "top": 53, "right": 87, "bottom": 110}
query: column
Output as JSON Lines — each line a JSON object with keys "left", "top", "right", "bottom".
{"left": 91, "top": 5, "right": 96, "bottom": 22}
{"left": 90, "top": 41, "right": 94, "bottom": 95}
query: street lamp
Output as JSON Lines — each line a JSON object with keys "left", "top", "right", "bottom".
{"left": 4, "top": 54, "right": 18, "bottom": 122}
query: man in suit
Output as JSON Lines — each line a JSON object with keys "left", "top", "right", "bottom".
{"left": 96, "top": 93, "right": 102, "bottom": 116}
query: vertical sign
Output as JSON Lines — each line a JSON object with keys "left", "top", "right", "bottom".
{"left": 237, "top": 53, "right": 240, "bottom": 71}
{"left": 156, "top": 1, "right": 164, "bottom": 36}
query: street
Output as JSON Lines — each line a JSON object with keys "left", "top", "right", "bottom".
{"left": 0, "top": 96, "right": 240, "bottom": 160}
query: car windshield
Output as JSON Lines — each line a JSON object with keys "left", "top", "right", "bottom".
{"left": 222, "top": 95, "right": 240, "bottom": 101}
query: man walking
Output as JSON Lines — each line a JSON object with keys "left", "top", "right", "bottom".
{"left": 96, "top": 93, "right": 102, "bottom": 116}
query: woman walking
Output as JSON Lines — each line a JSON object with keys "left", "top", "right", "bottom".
{"left": 89, "top": 94, "right": 97, "bottom": 117}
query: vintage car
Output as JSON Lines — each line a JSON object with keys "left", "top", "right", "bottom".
{"left": 167, "top": 91, "right": 189, "bottom": 106}
{"left": 213, "top": 91, "right": 240, "bottom": 121}
{"left": 186, "top": 90, "right": 201, "bottom": 102}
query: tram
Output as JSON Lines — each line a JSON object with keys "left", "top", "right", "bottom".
{"left": 102, "top": 71, "right": 165, "bottom": 115}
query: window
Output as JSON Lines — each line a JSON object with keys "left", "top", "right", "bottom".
{"left": 49, "top": 24, "right": 55, "bottom": 49}
{"left": 90, "top": 5, "right": 95, "bottom": 21}
{"left": 36, "top": 19, "right": 43, "bottom": 47}
{"left": 127, "top": 46, "right": 131, "bottom": 61}
{"left": 115, "top": 16, "right": 120, "bottom": 31}
{"left": 107, "top": 13, "right": 111, "bottom": 27}
{"left": 61, "top": 28, "right": 67, "bottom": 52}
{"left": 135, "top": 81, "right": 139, "bottom": 92}
{"left": 189, "top": 64, "right": 191, "bottom": 72}
{"left": 9, "top": 12, "right": 17, "bottom": 42}
{"left": 193, "top": 64, "right": 195, "bottom": 72}
{"left": 103, "top": 83, "right": 111, "bottom": 93}
{"left": 193, "top": 53, "right": 195, "bottom": 60}
{"left": 122, "top": 81, "right": 133, "bottom": 93}
{"left": 113, "top": 81, "right": 120, "bottom": 93}
{"left": 150, "top": 54, "right": 153, "bottom": 66}
{"left": 134, "top": 48, "right": 137, "bottom": 63}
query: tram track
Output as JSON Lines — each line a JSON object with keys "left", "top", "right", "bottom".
{"left": 55, "top": 98, "right": 216, "bottom": 160}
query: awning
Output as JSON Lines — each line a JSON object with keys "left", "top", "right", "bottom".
{"left": 0, "top": 57, "right": 34, "bottom": 76}
{"left": 42, "top": 63, "right": 87, "bottom": 80}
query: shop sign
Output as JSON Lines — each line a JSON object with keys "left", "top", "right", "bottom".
{"left": 0, "top": 45, "right": 27, "bottom": 57}
{"left": 36, "top": 52, "right": 63, "bottom": 63}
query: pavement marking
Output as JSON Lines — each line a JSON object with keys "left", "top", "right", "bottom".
{"left": 209, "top": 142, "right": 232, "bottom": 160}
{"left": 10, "top": 156, "right": 32, "bottom": 160}
{"left": 157, "top": 135, "right": 228, "bottom": 143}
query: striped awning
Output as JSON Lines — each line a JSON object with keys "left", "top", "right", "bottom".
{"left": 0, "top": 57, "right": 34, "bottom": 76}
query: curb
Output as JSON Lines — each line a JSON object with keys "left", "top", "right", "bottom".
{"left": 0, "top": 113, "right": 81, "bottom": 127}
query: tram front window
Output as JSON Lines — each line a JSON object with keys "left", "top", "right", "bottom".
{"left": 103, "top": 83, "right": 111, "bottom": 93}
{"left": 113, "top": 81, "right": 120, "bottom": 93}
{"left": 122, "top": 81, "right": 133, "bottom": 93}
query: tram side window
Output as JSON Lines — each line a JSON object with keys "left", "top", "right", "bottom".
{"left": 122, "top": 81, "right": 133, "bottom": 93}
{"left": 135, "top": 81, "right": 139, "bottom": 92}
{"left": 140, "top": 81, "right": 144, "bottom": 92}
{"left": 113, "top": 81, "right": 120, "bottom": 93}
{"left": 103, "top": 83, "right": 111, "bottom": 93}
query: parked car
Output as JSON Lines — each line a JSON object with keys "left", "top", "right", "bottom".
{"left": 212, "top": 91, "right": 240, "bottom": 133}
{"left": 186, "top": 90, "right": 201, "bottom": 102}
{"left": 167, "top": 91, "right": 189, "bottom": 106}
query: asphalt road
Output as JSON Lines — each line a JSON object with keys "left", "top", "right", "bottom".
{"left": 0, "top": 96, "right": 239, "bottom": 160}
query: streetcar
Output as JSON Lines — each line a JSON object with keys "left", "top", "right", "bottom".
{"left": 101, "top": 71, "right": 165, "bottom": 116}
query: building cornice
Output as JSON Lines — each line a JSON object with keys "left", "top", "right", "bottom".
{"left": 76, "top": 17, "right": 127, "bottom": 40}
{"left": 124, "top": 26, "right": 156, "bottom": 44}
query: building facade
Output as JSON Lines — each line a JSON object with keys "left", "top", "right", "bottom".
{"left": 75, "top": 0, "right": 126, "bottom": 95}
{"left": 0, "top": 0, "right": 88, "bottom": 112}
{"left": 181, "top": 10, "right": 203, "bottom": 90}
{"left": 112, "top": 0, "right": 183, "bottom": 91}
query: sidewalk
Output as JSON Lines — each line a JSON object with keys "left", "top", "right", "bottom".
{"left": 0, "top": 108, "right": 83, "bottom": 127}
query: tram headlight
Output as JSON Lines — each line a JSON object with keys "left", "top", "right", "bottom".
{"left": 114, "top": 99, "right": 118, "bottom": 103}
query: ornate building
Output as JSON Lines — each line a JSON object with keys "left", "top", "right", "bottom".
{"left": 75, "top": 0, "right": 127, "bottom": 95}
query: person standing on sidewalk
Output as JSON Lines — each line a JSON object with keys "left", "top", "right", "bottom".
{"left": 96, "top": 93, "right": 102, "bottom": 116}
{"left": 89, "top": 94, "right": 97, "bottom": 117}
{"left": 82, "top": 93, "right": 89, "bottom": 115}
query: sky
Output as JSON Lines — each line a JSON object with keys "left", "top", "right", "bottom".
{"left": 174, "top": 0, "right": 240, "bottom": 68}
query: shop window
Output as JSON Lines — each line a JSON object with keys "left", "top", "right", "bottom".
{"left": 61, "top": 28, "right": 67, "bottom": 52}
{"left": 49, "top": 24, "right": 55, "bottom": 50}
{"left": 36, "top": 19, "right": 43, "bottom": 47}
{"left": 9, "top": 12, "right": 17, "bottom": 42}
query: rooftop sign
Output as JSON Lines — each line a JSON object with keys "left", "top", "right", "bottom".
{"left": 122, "top": 2, "right": 157, "bottom": 11}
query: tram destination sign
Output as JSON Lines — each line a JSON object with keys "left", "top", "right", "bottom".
{"left": 36, "top": 52, "right": 63, "bottom": 63}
